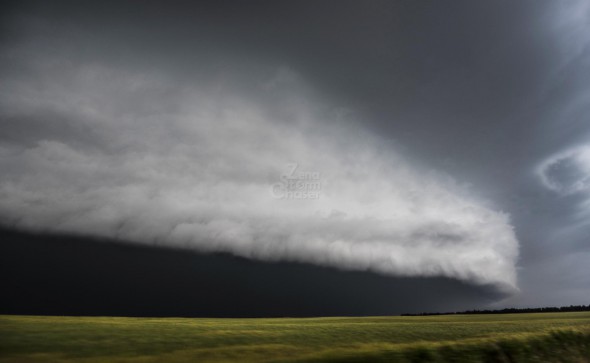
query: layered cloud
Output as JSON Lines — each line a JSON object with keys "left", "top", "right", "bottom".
{"left": 0, "top": 51, "right": 519, "bottom": 291}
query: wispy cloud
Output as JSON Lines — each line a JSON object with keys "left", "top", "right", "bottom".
{"left": 537, "top": 145, "right": 590, "bottom": 196}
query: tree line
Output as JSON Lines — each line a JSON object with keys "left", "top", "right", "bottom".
{"left": 401, "top": 304, "right": 590, "bottom": 316}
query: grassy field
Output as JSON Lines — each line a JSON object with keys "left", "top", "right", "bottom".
{"left": 1, "top": 312, "right": 589, "bottom": 362}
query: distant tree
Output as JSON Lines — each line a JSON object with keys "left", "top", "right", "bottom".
{"left": 401, "top": 304, "right": 590, "bottom": 316}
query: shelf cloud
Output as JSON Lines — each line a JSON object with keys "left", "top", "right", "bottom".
{"left": 0, "top": 49, "right": 519, "bottom": 292}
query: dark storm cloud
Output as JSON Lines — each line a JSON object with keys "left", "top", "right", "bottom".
{"left": 0, "top": 0, "right": 520, "bottom": 293}
{"left": 1, "top": 0, "right": 589, "bottom": 311}
{"left": 0, "top": 227, "right": 506, "bottom": 317}
{"left": 0, "top": 57, "right": 519, "bottom": 289}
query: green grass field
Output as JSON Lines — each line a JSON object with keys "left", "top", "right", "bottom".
{"left": 1, "top": 312, "right": 589, "bottom": 362}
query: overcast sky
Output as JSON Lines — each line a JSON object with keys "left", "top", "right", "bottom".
{"left": 1, "top": 0, "right": 589, "bottom": 315}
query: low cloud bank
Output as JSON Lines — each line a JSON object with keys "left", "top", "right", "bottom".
{"left": 0, "top": 55, "right": 519, "bottom": 292}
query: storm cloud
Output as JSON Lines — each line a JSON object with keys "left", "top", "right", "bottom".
{"left": 0, "top": 47, "right": 518, "bottom": 290}
{"left": 2, "top": 0, "right": 590, "bottom": 312}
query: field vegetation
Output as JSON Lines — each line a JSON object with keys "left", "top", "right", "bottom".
{"left": 1, "top": 312, "right": 589, "bottom": 362}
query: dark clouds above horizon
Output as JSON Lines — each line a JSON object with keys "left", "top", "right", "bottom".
{"left": 1, "top": 0, "right": 589, "bottom": 314}
{"left": 0, "top": 227, "right": 505, "bottom": 317}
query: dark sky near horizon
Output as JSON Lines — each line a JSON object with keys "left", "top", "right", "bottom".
{"left": 1, "top": 0, "right": 589, "bottom": 316}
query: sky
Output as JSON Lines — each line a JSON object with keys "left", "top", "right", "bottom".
{"left": 1, "top": 0, "right": 589, "bottom": 316}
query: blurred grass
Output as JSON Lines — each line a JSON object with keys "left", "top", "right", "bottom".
{"left": 1, "top": 312, "right": 589, "bottom": 362}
